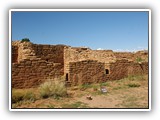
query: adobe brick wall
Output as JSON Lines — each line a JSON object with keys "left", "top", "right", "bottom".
{"left": 12, "top": 59, "right": 63, "bottom": 89}
{"left": 68, "top": 60, "right": 105, "bottom": 86}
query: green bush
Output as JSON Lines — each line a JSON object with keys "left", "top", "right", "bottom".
{"left": 21, "top": 38, "right": 30, "bottom": 43}
{"left": 39, "top": 78, "right": 67, "bottom": 99}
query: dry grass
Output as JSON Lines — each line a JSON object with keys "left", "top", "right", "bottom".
{"left": 12, "top": 74, "right": 148, "bottom": 109}
{"left": 39, "top": 78, "right": 67, "bottom": 99}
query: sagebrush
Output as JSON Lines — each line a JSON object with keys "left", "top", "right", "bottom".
{"left": 39, "top": 77, "right": 67, "bottom": 98}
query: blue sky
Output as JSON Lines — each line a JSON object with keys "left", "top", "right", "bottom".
{"left": 11, "top": 11, "right": 148, "bottom": 51}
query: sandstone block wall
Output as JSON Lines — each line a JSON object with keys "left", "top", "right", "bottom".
{"left": 108, "top": 59, "right": 131, "bottom": 80}
{"left": 127, "top": 62, "right": 148, "bottom": 75}
{"left": 16, "top": 42, "right": 65, "bottom": 64}
{"left": 12, "top": 59, "right": 63, "bottom": 89}
{"left": 12, "top": 46, "right": 18, "bottom": 63}
{"left": 64, "top": 47, "right": 116, "bottom": 73}
{"left": 11, "top": 41, "right": 149, "bottom": 88}
{"left": 114, "top": 51, "right": 148, "bottom": 62}
{"left": 68, "top": 60, "right": 105, "bottom": 86}
{"left": 114, "top": 52, "right": 134, "bottom": 61}
{"left": 108, "top": 60, "right": 148, "bottom": 81}
{"left": 33, "top": 44, "right": 65, "bottom": 64}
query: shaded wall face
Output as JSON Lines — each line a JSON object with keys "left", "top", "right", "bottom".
{"left": 68, "top": 60, "right": 105, "bottom": 86}
{"left": 12, "top": 59, "right": 64, "bottom": 89}
{"left": 12, "top": 46, "right": 18, "bottom": 63}
{"left": 108, "top": 60, "right": 148, "bottom": 81}
{"left": 109, "top": 60, "right": 130, "bottom": 80}
{"left": 127, "top": 62, "right": 148, "bottom": 75}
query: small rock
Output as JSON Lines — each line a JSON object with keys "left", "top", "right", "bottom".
{"left": 86, "top": 95, "right": 93, "bottom": 100}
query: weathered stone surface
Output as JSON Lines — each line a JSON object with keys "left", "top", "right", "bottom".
{"left": 11, "top": 41, "right": 148, "bottom": 89}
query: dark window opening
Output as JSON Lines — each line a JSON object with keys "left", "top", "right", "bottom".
{"left": 105, "top": 69, "right": 109, "bottom": 74}
{"left": 46, "top": 59, "right": 49, "bottom": 62}
{"left": 66, "top": 73, "right": 68, "bottom": 81}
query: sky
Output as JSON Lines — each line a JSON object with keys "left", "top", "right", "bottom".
{"left": 11, "top": 11, "right": 149, "bottom": 51}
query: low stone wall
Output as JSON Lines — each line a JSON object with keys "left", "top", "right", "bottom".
{"left": 108, "top": 60, "right": 148, "bottom": 81}
{"left": 68, "top": 60, "right": 105, "bottom": 86}
{"left": 115, "top": 51, "right": 148, "bottom": 62}
{"left": 12, "top": 59, "right": 63, "bottom": 89}
{"left": 114, "top": 52, "right": 134, "bottom": 61}
{"left": 64, "top": 47, "right": 116, "bottom": 73}
{"left": 127, "top": 62, "right": 148, "bottom": 75}
{"left": 108, "top": 59, "right": 131, "bottom": 80}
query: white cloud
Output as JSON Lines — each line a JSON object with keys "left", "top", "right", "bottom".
{"left": 97, "top": 48, "right": 103, "bottom": 50}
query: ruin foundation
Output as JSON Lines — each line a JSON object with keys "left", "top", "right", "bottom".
{"left": 12, "top": 41, "right": 148, "bottom": 89}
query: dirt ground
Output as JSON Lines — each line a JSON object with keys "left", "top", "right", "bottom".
{"left": 12, "top": 75, "right": 149, "bottom": 109}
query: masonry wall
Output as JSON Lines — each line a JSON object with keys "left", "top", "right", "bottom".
{"left": 68, "top": 60, "right": 105, "bottom": 86}
{"left": 114, "top": 51, "right": 148, "bottom": 62}
{"left": 12, "top": 59, "right": 63, "bottom": 89}
{"left": 114, "top": 52, "right": 134, "bottom": 61}
{"left": 17, "top": 42, "right": 36, "bottom": 62}
{"left": 12, "top": 46, "right": 18, "bottom": 63}
{"left": 11, "top": 41, "right": 149, "bottom": 88}
{"left": 108, "top": 60, "right": 131, "bottom": 80}
{"left": 127, "top": 62, "right": 148, "bottom": 75}
{"left": 33, "top": 44, "right": 65, "bottom": 64}
{"left": 17, "top": 42, "right": 65, "bottom": 64}
{"left": 64, "top": 47, "right": 116, "bottom": 73}
{"left": 108, "top": 60, "right": 148, "bottom": 81}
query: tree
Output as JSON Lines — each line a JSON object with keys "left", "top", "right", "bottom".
{"left": 21, "top": 38, "right": 30, "bottom": 43}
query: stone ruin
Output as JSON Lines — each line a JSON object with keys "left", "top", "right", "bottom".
{"left": 12, "top": 41, "right": 148, "bottom": 89}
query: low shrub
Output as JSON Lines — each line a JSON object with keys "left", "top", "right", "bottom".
{"left": 12, "top": 89, "right": 36, "bottom": 103}
{"left": 39, "top": 77, "right": 67, "bottom": 99}
{"left": 12, "top": 89, "right": 24, "bottom": 103}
